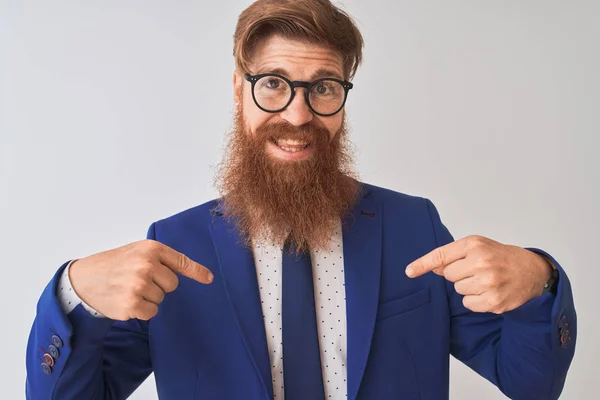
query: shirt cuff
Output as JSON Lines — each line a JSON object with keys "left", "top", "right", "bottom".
{"left": 56, "top": 260, "right": 105, "bottom": 318}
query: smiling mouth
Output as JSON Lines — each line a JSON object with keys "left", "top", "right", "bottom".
{"left": 271, "top": 138, "right": 312, "bottom": 153}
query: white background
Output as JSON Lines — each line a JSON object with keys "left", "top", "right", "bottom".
{"left": 1, "top": 1, "right": 598, "bottom": 398}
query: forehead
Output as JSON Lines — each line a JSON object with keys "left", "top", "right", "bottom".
{"left": 249, "top": 35, "right": 345, "bottom": 80}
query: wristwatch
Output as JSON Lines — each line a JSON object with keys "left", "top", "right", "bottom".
{"left": 543, "top": 267, "right": 559, "bottom": 295}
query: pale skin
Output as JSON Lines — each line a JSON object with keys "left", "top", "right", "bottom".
{"left": 406, "top": 236, "right": 553, "bottom": 313}
{"left": 233, "top": 35, "right": 343, "bottom": 161}
{"left": 69, "top": 34, "right": 553, "bottom": 321}
{"left": 69, "top": 241, "right": 214, "bottom": 321}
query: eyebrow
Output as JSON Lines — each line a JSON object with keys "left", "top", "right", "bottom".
{"left": 256, "top": 67, "right": 344, "bottom": 81}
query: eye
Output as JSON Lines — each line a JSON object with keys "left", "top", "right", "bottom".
{"left": 260, "top": 77, "right": 286, "bottom": 90}
{"left": 267, "top": 79, "right": 281, "bottom": 89}
{"left": 315, "top": 84, "right": 329, "bottom": 94}
{"left": 313, "top": 81, "right": 342, "bottom": 97}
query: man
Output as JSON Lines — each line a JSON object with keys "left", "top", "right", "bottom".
{"left": 26, "top": 0, "right": 576, "bottom": 399}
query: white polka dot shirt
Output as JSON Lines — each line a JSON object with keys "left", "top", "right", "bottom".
{"left": 57, "top": 224, "right": 348, "bottom": 399}
{"left": 253, "top": 221, "right": 347, "bottom": 400}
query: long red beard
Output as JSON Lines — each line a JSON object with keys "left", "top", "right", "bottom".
{"left": 214, "top": 104, "right": 361, "bottom": 252}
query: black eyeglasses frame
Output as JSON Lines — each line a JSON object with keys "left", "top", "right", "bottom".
{"left": 244, "top": 73, "right": 353, "bottom": 117}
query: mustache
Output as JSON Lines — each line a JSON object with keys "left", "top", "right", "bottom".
{"left": 254, "top": 121, "right": 331, "bottom": 143}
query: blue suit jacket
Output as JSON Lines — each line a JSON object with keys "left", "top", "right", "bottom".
{"left": 26, "top": 183, "right": 576, "bottom": 399}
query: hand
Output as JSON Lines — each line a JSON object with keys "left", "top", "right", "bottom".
{"left": 405, "top": 236, "right": 553, "bottom": 314}
{"left": 69, "top": 240, "right": 214, "bottom": 321}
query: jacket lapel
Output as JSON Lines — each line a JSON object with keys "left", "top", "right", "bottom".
{"left": 343, "top": 186, "right": 383, "bottom": 400}
{"left": 209, "top": 209, "right": 274, "bottom": 400}
{"left": 208, "top": 183, "right": 382, "bottom": 400}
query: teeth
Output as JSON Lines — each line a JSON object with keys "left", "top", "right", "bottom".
{"left": 274, "top": 138, "right": 309, "bottom": 153}
{"left": 279, "top": 146, "right": 304, "bottom": 153}
{"left": 276, "top": 139, "right": 308, "bottom": 147}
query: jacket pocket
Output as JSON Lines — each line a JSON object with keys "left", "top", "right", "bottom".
{"left": 376, "top": 287, "right": 431, "bottom": 321}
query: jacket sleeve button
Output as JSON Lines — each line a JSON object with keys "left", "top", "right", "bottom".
{"left": 51, "top": 335, "right": 64, "bottom": 349}
{"left": 48, "top": 344, "right": 60, "bottom": 359}
{"left": 41, "top": 363, "right": 53, "bottom": 375}
{"left": 42, "top": 353, "right": 55, "bottom": 367}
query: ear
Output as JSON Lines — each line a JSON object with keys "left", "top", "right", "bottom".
{"left": 233, "top": 70, "right": 244, "bottom": 104}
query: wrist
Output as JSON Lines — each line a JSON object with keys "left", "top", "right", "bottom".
{"left": 539, "top": 254, "right": 554, "bottom": 278}
{"left": 68, "top": 259, "right": 90, "bottom": 303}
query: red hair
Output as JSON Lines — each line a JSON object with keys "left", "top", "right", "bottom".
{"left": 233, "top": 0, "right": 364, "bottom": 80}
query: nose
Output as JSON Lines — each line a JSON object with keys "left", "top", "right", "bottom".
{"left": 280, "top": 88, "right": 314, "bottom": 127}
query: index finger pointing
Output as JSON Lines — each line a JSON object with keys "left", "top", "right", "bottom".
{"left": 406, "top": 240, "right": 467, "bottom": 278}
{"left": 158, "top": 244, "right": 214, "bottom": 284}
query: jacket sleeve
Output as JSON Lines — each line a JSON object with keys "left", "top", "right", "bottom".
{"left": 25, "top": 224, "right": 159, "bottom": 399}
{"left": 425, "top": 199, "right": 576, "bottom": 400}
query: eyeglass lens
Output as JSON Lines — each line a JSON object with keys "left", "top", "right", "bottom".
{"left": 253, "top": 75, "right": 346, "bottom": 115}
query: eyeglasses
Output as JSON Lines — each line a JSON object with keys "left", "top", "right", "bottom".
{"left": 244, "top": 73, "right": 353, "bottom": 117}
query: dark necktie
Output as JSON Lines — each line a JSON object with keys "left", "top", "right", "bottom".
{"left": 282, "top": 242, "right": 325, "bottom": 400}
